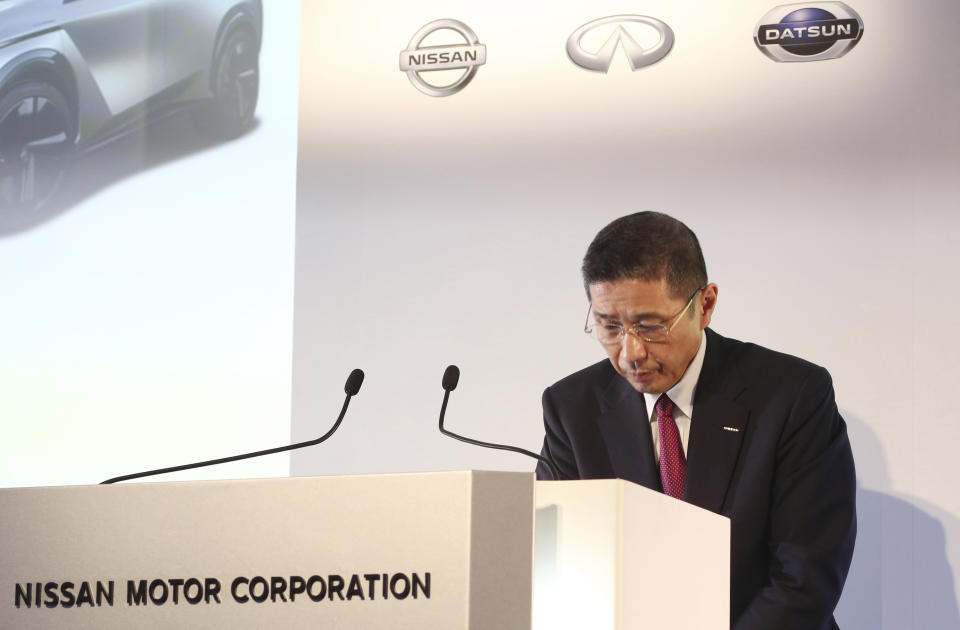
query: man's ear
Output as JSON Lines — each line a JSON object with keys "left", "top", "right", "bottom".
{"left": 699, "top": 283, "right": 718, "bottom": 329}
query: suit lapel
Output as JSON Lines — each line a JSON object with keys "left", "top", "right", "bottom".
{"left": 596, "top": 377, "right": 661, "bottom": 491}
{"left": 683, "top": 329, "right": 749, "bottom": 513}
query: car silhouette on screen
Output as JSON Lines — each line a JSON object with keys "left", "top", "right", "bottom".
{"left": 0, "top": 0, "right": 262, "bottom": 212}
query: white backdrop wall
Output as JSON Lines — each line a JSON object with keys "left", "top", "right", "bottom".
{"left": 293, "top": 1, "right": 960, "bottom": 628}
{"left": 0, "top": 0, "right": 302, "bottom": 487}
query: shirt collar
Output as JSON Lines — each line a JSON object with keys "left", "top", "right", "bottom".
{"left": 643, "top": 330, "right": 707, "bottom": 422}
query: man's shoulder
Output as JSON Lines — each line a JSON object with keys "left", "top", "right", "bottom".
{"left": 545, "top": 359, "right": 622, "bottom": 405}
{"left": 548, "top": 358, "right": 616, "bottom": 390}
{"left": 706, "top": 328, "right": 833, "bottom": 391}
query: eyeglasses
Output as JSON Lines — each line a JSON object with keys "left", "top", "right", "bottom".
{"left": 584, "top": 286, "right": 705, "bottom": 345}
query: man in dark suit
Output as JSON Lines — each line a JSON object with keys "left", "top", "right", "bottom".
{"left": 536, "top": 212, "right": 856, "bottom": 630}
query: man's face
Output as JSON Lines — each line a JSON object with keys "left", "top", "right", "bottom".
{"left": 588, "top": 277, "right": 718, "bottom": 394}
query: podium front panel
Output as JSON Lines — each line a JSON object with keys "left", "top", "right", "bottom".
{"left": 1, "top": 471, "right": 533, "bottom": 630}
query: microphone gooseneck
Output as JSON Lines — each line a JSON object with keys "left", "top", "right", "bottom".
{"left": 437, "top": 364, "right": 561, "bottom": 480}
{"left": 101, "top": 368, "right": 366, "bottom": 484}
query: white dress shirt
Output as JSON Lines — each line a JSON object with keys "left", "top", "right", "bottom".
{"left": 643, "top": 330, "right": 707, "bottom": 461}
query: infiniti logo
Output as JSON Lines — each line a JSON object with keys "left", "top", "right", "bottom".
{"left": 399, "top": 19, "right": 486, "bottom": 97}
{"left": 567, "top": 15, "right": 674, "bottom": 73}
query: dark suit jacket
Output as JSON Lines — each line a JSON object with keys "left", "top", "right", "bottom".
{"left": 536, "top": 328, "right": 856, "bottom": 630}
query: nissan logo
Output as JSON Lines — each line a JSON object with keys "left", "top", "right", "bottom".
{"left": 567, "top": 15, "right": 675, "bottom": 73}
{"left": 399, "top": 19, "right": 487, "bottom": 97}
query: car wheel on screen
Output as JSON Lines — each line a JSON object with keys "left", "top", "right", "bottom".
{"left": 204, "top": 27, "right": 259, "bottom": 139}
{"left": 0, "top": 82, "right": 75, "bottom": 211}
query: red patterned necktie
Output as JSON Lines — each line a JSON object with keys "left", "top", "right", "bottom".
{"left": 655, "top": 394, "right": 686, "bottom": 499}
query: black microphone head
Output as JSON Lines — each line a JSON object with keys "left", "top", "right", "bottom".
{"left": 442, "top": 365, "right": 460, "bottom": 392}
{"left": 344, "top": 369, "right": 365, "bottom": 396}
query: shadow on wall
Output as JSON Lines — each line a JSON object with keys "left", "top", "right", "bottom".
{"left": 836, "top": 415, "right": 960, "bottom": 629}
{"left": 0, "top": 111, "right": 259, "bottom": 237}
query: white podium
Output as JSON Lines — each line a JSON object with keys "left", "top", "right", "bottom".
{"left": 0, "top": 471, "right": 533, "bottom": 630}
{"left": 1, "top": 473, "right": 729, "bottom": 629}
{"left": 534, "top": 479, "right": 729, "bottom": 630}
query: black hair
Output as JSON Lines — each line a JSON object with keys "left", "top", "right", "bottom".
{"left": 581, "top": 211, "right": 707, "bottom": 300}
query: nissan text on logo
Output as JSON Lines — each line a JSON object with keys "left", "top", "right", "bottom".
{"left": 755, "top": 2, "right": 863, "bottom": 62}
{"left": 567, "top": 15, "right": 674, "bottom": 73}
{"left": 399, "top": 19, "right": 486, "bottom": 97}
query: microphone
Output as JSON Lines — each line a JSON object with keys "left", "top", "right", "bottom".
{"left": 437, "top": 365, "right": 560, "bottom": 480}
{"left": 442, "top": 365, "right": 460, "bottom": 391}
{"left": 101, "top": 368, "right": 365, "bottom": 484}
